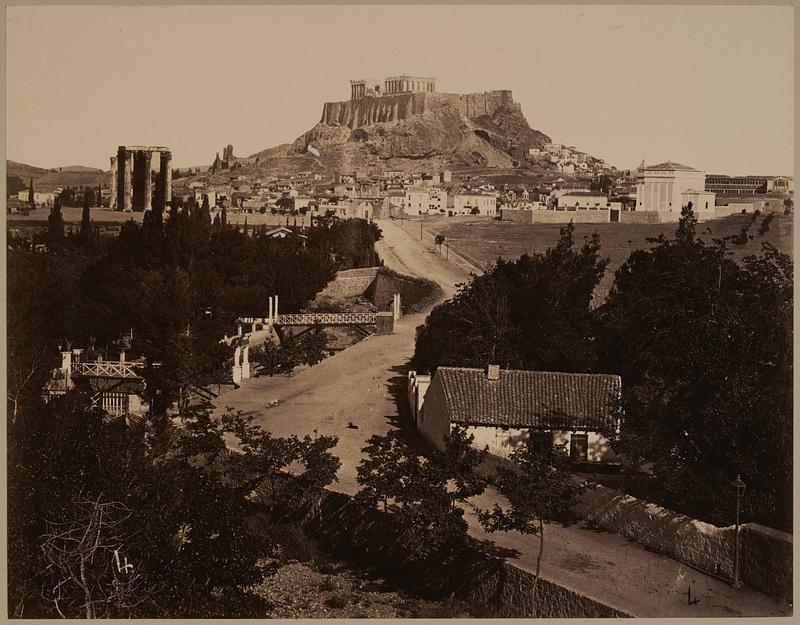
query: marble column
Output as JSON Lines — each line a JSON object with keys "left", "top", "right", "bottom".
{"left": 160, "top": 151, "right": 172, "bottom": 207}
{"left": 110, "top": 156, "right": 118, "bottom": 209}
{"left": 131, "top": 150, "right": 146, "bottom": 211}
{"left": 143, "top": 150, "right": 153, "bottom": 211}
{"left": 117, "top": 147, "right": 132, "bottom": 211}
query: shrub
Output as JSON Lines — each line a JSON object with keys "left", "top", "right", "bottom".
{"left": 324, "top": 594, "right": 349, "bottom": 609}
{"left": 273, "top": 524, "right": 320, "bottom": 562}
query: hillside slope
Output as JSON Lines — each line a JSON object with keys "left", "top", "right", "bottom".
{"left": 246, "top": 90, "right": 551, "bottom": 175}
{"left": 7, "top": 160, "right": 49, "bottom": 182}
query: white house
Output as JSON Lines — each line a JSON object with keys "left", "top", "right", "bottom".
{"left": 453, "top": 193, "right": 497, "bottom": 215}
{"left": 636, "top": 161, "right": 716, "bottom": 219}
{"left": 404, "top": 189, "right": 430, "bottom": 215}
{"left": 410, "top": 365, "right": 621, "bottom": 463}
{"left": 557, "top": 191, "right": 610, "bottom": 209}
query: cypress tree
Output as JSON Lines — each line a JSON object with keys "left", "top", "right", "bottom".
{"left": 47, "top": 195, "right": 65, "bottom": 248}
{"left": 27, "top": 179, "right": 34, "bottom": 208}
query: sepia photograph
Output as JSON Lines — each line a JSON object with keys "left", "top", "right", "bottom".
{"left": 3, "top": 3, "right": 795, "bottom": 619}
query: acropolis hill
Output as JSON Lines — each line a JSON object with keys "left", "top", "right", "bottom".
{"left": 246, "top": 75, "right": 552, "bottom": 175}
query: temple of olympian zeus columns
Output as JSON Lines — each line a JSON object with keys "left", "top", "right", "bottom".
{"left": 110, "top": 146, "right": 172, "bottom": 211}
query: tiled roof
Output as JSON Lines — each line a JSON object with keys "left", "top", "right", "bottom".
{"left": 644, "top": 161, "right": 699, "bottom": 172}
{"left": 435, "top": 367, "right": 621, "bottom": 430}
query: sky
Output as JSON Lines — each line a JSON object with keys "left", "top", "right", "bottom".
{"left": 5, "top": 5, "right": 795, "bottom": 175}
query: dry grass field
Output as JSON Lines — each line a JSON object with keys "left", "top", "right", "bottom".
{"left": 422, "top": 212, "right": 793, "bottom": 304}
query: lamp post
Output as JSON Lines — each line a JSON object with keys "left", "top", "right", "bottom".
{"left": 732, "top": 474, "right": 746, "bottom": 589}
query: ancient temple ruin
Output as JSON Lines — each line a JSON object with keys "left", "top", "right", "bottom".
{"left": 110, "top": 145, "right": 172, "bottom": 211}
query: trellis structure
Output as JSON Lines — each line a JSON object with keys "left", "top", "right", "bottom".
{"left": 274, "top": 312, "right": 377, "bottom": 326}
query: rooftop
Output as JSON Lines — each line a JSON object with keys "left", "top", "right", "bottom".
{"left": 435, "top": 367, "right": 621, "bottom": 430}
{"left": 644, "top": 161, "right": 700, "bottom": 172}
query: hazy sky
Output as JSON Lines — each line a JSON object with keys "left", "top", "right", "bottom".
{"left": 6, "top": 5, "right": 795, "bottom": 175}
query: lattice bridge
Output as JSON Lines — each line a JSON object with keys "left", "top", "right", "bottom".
{"left": 72, "top": 361, "right": 142, "bottom": 379}
{"left": 274, "top": 312, "right": 377, "bottom": 326}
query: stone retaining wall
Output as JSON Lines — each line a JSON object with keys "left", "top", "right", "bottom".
{"left": 368, "top": 268, "right": 442, "bottom": 313}
{"left": 500, "top": 208, "right": 533, "bottom": 224}
{"left": 741, "top": 523, "right": 793, "bottom": 600}
{"left": 262, "top": 483, "right": 631, "bottom": 618}
{"left": 576, "top": 484, "right": 792, "bottom": 600}
{"left": 618, "top": 210, "right": 662, "bottom": 224}
{"left": 315, "top": 267, "right": 380, "bottom": 301}
{"left": 531, "top": 209, "right": 611, "bottom": 224}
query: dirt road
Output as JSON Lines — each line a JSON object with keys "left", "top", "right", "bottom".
{"left": 213, "top": 218, "right": 789, "bottom": 617}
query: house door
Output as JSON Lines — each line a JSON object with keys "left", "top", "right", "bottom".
{"left": 610, "top": 209, "right": 620, "bottom": 222}
{"left": 569, "top": 434, "right": 589, "bottom": 461}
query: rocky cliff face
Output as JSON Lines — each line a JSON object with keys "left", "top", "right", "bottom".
{"left": 250, "top": 89, "right": 551, "bottom": 174}
{"left": 286, "top": 91, "right": 549, "bottom": 172}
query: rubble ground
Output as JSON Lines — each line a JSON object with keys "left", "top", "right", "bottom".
{"left": 251, "top": 556, "right": 474, "bottom": 618}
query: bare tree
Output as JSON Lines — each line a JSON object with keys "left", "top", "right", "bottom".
{"left": 39, "top": 496, "right": 151, "bottom": 618}
{"left": 8, "top": 345, "right": 50, "bottom": 424}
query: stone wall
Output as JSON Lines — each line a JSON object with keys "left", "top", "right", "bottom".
{"left": 530, "top": 209, "right": 611, "bottom": 224}
{"left": 263, "top": 481, "right": 631, "bottom": 618}
{"left": 500, "top": 208, "right": 533, "bottom": 224}
{"left": 618, "top": 210, "right": 662, "bottom": 224}
{"left": 311, "top": 266, "right": 440, "bottom": 314}
{"left": 576, "top": 484, "right": 792, "bottom": 600}
{"left": 741, "top": 523, "right": 793, "bottom": 600}
{"left": 315, "top": 267, "right": 380, "bottom": 301}
{"left": 367, "top": 268, "right": 442, "bottom": 313}
{"left": 321, "top": 90, "right": 518, "bottom": 129}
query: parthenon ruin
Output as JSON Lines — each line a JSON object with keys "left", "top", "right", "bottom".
{"left": 110, "top": 145, "right": 172, "bottom": 211}
{"left": 350, "top": 75, "right": 436, "bottom": 100}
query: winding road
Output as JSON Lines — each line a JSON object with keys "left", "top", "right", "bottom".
{"left": 213, "top": 218, "right": 789, "bottom": 618}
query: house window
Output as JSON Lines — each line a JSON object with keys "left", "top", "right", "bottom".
{"left": 530, "top": 430, "right": 554, "bottom": 453}
{"left": 569, "top": 434, "right": 589, "bottom": 461}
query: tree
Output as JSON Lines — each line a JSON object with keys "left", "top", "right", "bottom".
{"left": 411, "top": 222, "right": 608, "bottom": 374}
{"left": 79, "top": 198, "right": 95, "bottom": 251}
{"left": 478, "top": 439, "right": 583, "bottom": 616}
{"left": 355, "top": 428, "right": 487, "bottom": 562}
{"left": 28, "top": 178, "right": 35, "bottom": 208}
{"left": 39, "top": 496, "right": 146, "bottom": 618}
{"left": 597, "top": 206, "right": 793, "bottom": 529}
{"left": 47, "top": 195, "right": 65, "bottom": 248}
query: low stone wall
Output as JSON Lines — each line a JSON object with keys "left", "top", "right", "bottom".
{"left": 618, "top": 210, "right": 661, "bottom": 224}
{"left": 500, "top": 208, "right": 533, "bottom": 224}
{"left": 715, "top": 204, "right": 753, "bottom": 218}
{"left": 263, "top": 482, "right": 631, "bottom": 618}
{"left": 741, "top": 523, "right": 793, "bottom": 600}
{"left": 315, "top": 267, "right": 380, "bottom": 301}
{"left": 368, "top": 268, "right": 442, "bottom": 313}
{"left": 531, "top": 209, "right": 610, "bottom": 224}
{"left": 576, "top": 485, "right": 792, "bottom": 600}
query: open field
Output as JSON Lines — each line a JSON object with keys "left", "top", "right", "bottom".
{"left": 421, "top": 212, "right": 793, "bottom": 304}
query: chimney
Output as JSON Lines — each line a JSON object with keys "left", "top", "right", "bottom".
{"left": 487, "top": 364, "right": 501, "bottom": 381}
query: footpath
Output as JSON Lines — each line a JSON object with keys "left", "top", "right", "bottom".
{"left": 214, "top": 218, "right": 791, "bottom": 617}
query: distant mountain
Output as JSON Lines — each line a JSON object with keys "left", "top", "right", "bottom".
{"left": 7, "top": 160, "right": 109, "bottom": 191}
{"left": 7, "top": 160, "right": 49, "bottom": 182}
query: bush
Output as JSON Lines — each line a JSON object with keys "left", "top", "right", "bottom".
{"left": 273, "top": 524, "right": 320, "bottom": 562}
{"left": 324, "top": 594, "right": 349, "bottom": 609}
